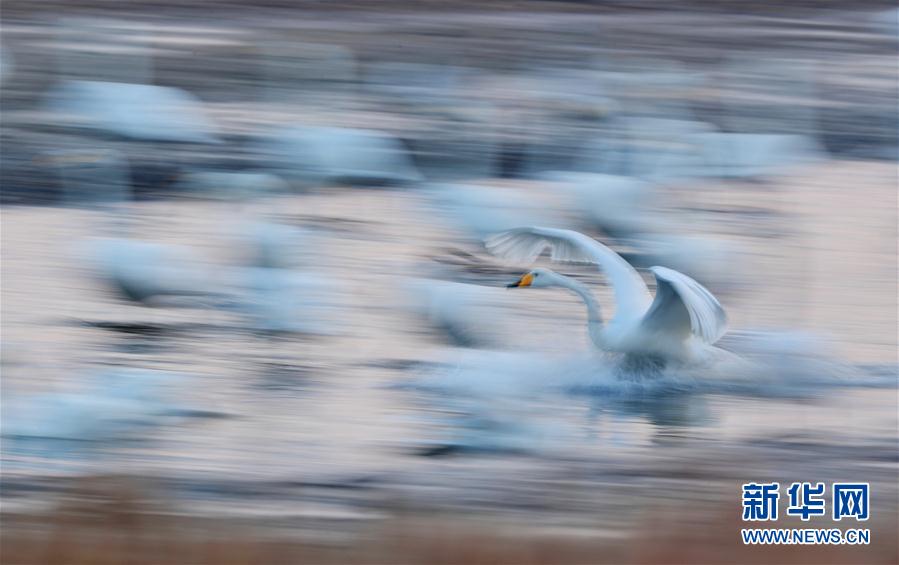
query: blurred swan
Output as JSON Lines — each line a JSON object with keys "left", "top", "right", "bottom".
{"left": 46, "top": 80, "right": 220, "bottom": 143}
{"left": 229, "top": 267, "right": 338, "bottom": 335}
{"left": 44, "top": 147, "right": 216, "bottom": 307}
{"left": 258, "top": 125, "right": 421, "bottom": 187}
{"left": 487, "top": 227, "right": 727, "bottom": 365}
{"left": 2, "top": 369, "right": 184, "bottom": 441}
{"left": 236, "top": 220, "right": 310, "bottom": 270}
{"left": 545, "top": 172, "right": 656, "bottom": 238}
{"left": 548, "top": 172, "right": 743, "bottom": 286}
{"left": 223, "top": 218, "right": 338, "bottom": 334}
{"left": 426, "top": 183, "right": 561, "bottom": 240}
{"left": 403, "top": 278, "right": 512, "bottom": 347}
{"left": 619, "top": 233, "right": 744, "bottom": 291}
{"left": 83, "top": 237, "right": 211, "bottom": 305}
{"left": 416, "top": 395, "right": 573, "bottom": 457}
{"left": 573, "top": 117, "right": 714, "bottom": 182}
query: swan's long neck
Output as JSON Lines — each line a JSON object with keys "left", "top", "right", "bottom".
{"left": 555, "top": 275, "right": 605, "bottom": 349}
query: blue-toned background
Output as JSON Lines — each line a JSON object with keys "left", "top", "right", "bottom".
{"left": 1, "top": 2, "right": 897, "bottom": 563}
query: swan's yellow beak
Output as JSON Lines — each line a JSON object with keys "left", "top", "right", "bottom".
{"left": 507, "top": 273, "right": 534, "bottom": 288}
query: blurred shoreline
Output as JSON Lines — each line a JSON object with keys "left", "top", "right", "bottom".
{"left": 3, "top": 473, "right": 897, "bottom": 565}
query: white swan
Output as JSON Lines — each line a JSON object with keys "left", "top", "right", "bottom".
{"left": 83, "top": 237, "right": 210, "bottom": 305}
{"left": 47, "top": 81, "right": 221, "bottom": 143}
{"left": 2, "top": 369, "right": 184, "bottom": 441}
{"left": 229, "top": 266, "right": 338, "bottom": 335}
{"left": 486, "top": 227, "right": 727, "bottom": 365}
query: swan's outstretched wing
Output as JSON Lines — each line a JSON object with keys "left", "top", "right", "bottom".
{"left": 641, "top": 266, "right": 727, "bottom": 344}
{"left": 485, "top": 227, "right": 652, "bottom": 318}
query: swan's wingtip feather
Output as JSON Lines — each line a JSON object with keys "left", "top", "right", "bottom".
{"left": 649, "top": 265, "right": 728, "bottom": 345}
{"left": 648, "top": 265, "right": 675, "bottom": 277}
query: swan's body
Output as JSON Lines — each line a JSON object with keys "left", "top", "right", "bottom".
{"left": 230, "top": 266, "right": 337, "bottom": 334}
{"left": 48, "top": 147, "right": 214, "bottom": 307}
{"left": 84, "top": 237, "right": 210, "bottom": 305}
{"left": 48, "top": 80, "right": 220, "bottom": 143}
{"left": 2, "top": 369, "right": 183, "bottom": 441}
{"left": 487, "top": 227, "right": 727, "bottom": 364}
{"left": 238, "top": 220, "right": 309, "bottom": 270}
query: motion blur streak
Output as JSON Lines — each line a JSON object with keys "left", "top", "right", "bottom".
{"left": 1, "top": 1, "right": 897, "bottom": 564}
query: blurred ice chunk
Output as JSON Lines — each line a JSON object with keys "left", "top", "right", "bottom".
{"left": 258, "top": 126, "right": 421, "bottom": 186}
{"left": 46, "top": 80, "right": 220, "bottom": 143}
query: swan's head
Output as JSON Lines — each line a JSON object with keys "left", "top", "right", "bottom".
{"left": 506, "top": 267, "right": 559, "bottom": 289}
